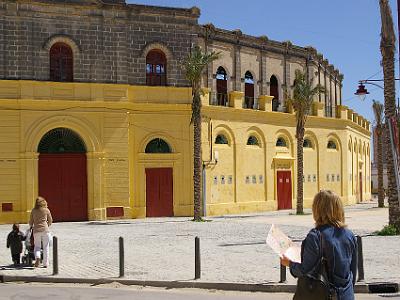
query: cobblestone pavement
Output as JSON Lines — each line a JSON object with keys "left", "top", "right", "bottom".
{"left": 1, "top": 200, "right": 399, "bottom": 285}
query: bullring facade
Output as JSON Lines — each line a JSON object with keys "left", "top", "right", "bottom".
{"left": 0, "top": 0, "right": 370, "bottom": 223}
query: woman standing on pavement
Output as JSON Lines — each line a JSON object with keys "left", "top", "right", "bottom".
{"left": 29, "top": 196, "right": 53, "bottom": 268}
{"left": 281, "top": 190, "right": 358, "bottom": 300}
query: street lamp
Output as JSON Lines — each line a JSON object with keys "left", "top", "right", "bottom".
{"left": 354, "top": 78, "right": 400, "bottom": 101}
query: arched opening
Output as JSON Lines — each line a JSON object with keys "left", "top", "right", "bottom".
{"left": 303, "top": 139, "right": 313, "bottom": 148}
{"left": 50, "top": 42, "right": 73, "bottom": 82}
{"left": 276, "top": 137, "right": 287, "bottom": 147}
{"left": 144, "top": 137, "right": 174, "bottom": 217}
{"left": 247, "top": 135, "right": 259, "bottom": 146}
{"left": 145, "top": 138, "right": 172, "bottom": 153}
{"left": 215, "top": 134, "right": 229, "bottom": 145}
{"left": 146, "top": 49, "right": 167, "bottom": 86}
{"left": 244, "top": 71, "right": 254, "bottom": 109}
{"left": 216, "top": 67, "right": 228, "bottom": 106}
{"left": 38, "top": 128, "right": 87, "bottom": 222}
{"left": 327, "top": 140, "right": 337, "bottom": 150}
{"left": 270, "top": 75, "right": 279, "bottom": 111}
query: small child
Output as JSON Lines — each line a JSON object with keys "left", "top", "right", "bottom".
{"left": 6, "top": 224, "right": 25, "bottom": 266}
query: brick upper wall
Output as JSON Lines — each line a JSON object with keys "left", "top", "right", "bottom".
{"left": 0, "top": 0, "right": 199, "bottom": 86}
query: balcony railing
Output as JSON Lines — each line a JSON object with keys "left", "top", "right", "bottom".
{"left": 210, "top": 92, "right": 228, "bottom": 106}
{"left": 243, "top": 96, "right": 257, "bottom": 109}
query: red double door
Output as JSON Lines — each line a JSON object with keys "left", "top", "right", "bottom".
{"left": 38, "top": 154, "right": 88, "bottom": 222}
{"left": 145, "top": 168, "right": 173, "bottom": 217}
{"left": 277, "top": 171, "right": 292, "bottom": 210}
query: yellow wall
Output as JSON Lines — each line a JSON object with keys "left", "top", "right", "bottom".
{"left": 0, "top": 80, "right": 371, "bottom": 223}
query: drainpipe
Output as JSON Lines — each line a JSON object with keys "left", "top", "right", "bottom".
{"left": 202, "top": 163, "right": 207, "bottom": 217}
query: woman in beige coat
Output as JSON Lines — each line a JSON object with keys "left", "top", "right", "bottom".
{"left": 29, "top": 196, "right": 53, "bottom": 268}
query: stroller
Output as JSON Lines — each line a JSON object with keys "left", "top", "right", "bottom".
{"left": 21, "top": 228, "right": 41, "bottom": 266}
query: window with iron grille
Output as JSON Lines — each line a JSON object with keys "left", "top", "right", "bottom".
{"left": 38, "top": 128, "right": 86, "bottom": 153}
{"left": 145, "top": 138, "right": 171, "bottom": 153}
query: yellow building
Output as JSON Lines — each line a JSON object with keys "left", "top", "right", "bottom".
{"left": 0, "top": 0, "right": 370, "bottom": 223}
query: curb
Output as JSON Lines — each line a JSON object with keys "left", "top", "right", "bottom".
{"left": 0, "top": 275, "right": 390, "bottom": 294}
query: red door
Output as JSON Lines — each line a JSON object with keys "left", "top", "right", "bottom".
{"left": 39, "top": 154, "right": 88, "bottom": 222}
{"left": 277, "top": 171, "right": 292, "bottom": 210}
{"left": 145, "top": 168, "right": 173, "bottom": 217}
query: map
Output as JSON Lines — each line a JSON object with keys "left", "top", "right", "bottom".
{"left": 266, "top": 224, "right": 301, "bottom": 263}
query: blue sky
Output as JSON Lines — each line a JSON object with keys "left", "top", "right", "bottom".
{"left": 129, "top": 0, "right": 399, "bottom": 125}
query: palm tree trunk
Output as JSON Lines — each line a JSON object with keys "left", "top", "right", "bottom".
{"left": 192, "top": 88, "right": 202, "bottom": 221}
{"left": 380, "top": 0, "right": 400, "bottom": 229}
{"left": 377, "top": 126, "right": 385, "bottom": 207}
{"left": 296, "top": 123, "right": 305, "bottom": 214}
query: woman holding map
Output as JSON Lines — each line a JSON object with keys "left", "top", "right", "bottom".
{"left": 280, "top": 190, "right": 357, "bottom": 300}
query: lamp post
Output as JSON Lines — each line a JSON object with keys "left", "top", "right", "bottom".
{"left": 355, "top": 79, "right": 400, "bottom": 205}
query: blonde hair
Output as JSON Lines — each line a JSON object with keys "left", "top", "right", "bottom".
{"left": 35, "top": 196, "right": 48, "bottom": 209}
{"left": 312, "top": 190, "right": 345, "bottom": 228}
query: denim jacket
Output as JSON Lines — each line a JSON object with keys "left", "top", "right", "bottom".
{"left": 289, "top": 225, "right": 358, "bottom": 300}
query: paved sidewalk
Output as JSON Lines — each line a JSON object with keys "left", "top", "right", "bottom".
{"left": 0, "top": 200, "right": 399, "bottom": 285}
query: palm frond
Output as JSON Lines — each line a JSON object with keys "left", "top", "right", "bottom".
{"left": 183, "top": 46, "right": 220, "bottom": 86}
{"left": 288, "top": 69, "right": 325, "bottom": 119}
{"left": 372, "top": 99, "right": 384, "bottom": 126}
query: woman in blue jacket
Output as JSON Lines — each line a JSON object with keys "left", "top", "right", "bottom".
{"left": 281, "top": 190, "right": 358, "bottom": 300}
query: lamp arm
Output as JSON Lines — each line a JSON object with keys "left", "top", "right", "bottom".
{"left": 359, "top": 80, "right": 384, "bottom": 90}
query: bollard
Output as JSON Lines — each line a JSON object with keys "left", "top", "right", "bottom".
{"left": 279, "top": 263, "right": 287, "bottom": 283}
{"left": 53, "top": 236, "right": 58, "bottom": 275}
{"left": 356, "top": 235, "right": 364, "bottom": 282}
{"left": 195, "top": 236, "right": 201, "bottom": 279}
{"left": 119, "top": 237, "right": 124, "bottom": 278}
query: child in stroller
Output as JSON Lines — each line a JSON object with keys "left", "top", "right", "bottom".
{"left": 21, "top": 227, "right": 42, "bottom": 266}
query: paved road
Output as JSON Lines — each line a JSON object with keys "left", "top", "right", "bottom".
{"left": 1, "top": 201, "right": 399, "bottom": 284}
{"left": 0, "top": 283, "right": 398, "bottom": 300}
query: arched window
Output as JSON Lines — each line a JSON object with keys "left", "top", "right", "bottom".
{"left": 216, "top": 67, "right": 228, "bottom": 106}
{"left": 270, "top": 75, "right": 279, "bottom": 111}
{"left": 50, "top": 42, "right": 73, "bottom": 82}
{"left": 276, "top": 137, "right": 287, "bottom": 147}
{"left": 327, "top": 140, "right": 337, "bottom": 150}
{"left": 303, "top": 139, "right": 312, "bottom": 148}
{"left": 244, "top": 71, "right": 254, "bottom": 109}
{"left": 38, "top": 127, "right": 86, "bottom": 153}
{"left": 145, "top": 138, "right": 171, "bottom": 153}
{"left": 215, "top": 134, "right": 229, "bottom": 145}
{"left": 247, "top": 135, "right": 259, "bottom": 146}
{"left": 146, "top": 49, "right": 167, "bottom": 86}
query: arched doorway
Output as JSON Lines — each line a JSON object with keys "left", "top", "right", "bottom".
{"left": 270, "top": 75, "right": 279, "bottom": 111}
{"left": 144, "top": 138, "right": 173, "bottom": 217}
{"left": 216, "top": 67, "right": 228, "bottom": 106}
{"left": 244, "top": 71, "right": 254, "bottom": 109}
{"left": 38, "top": 127, "right": 88, "bottom": 222}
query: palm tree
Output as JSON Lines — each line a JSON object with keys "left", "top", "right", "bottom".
{"left": 372, "top": 100, "right": 385, "bottom": 208}
{"left": 288, "top": 70, "right": 324, "bottom": 214}
{"left": 379, "top": 0, "right": 400, "bottom": 230}
{"left": 184, "top": 46, "right": 220, "bottom": 221}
